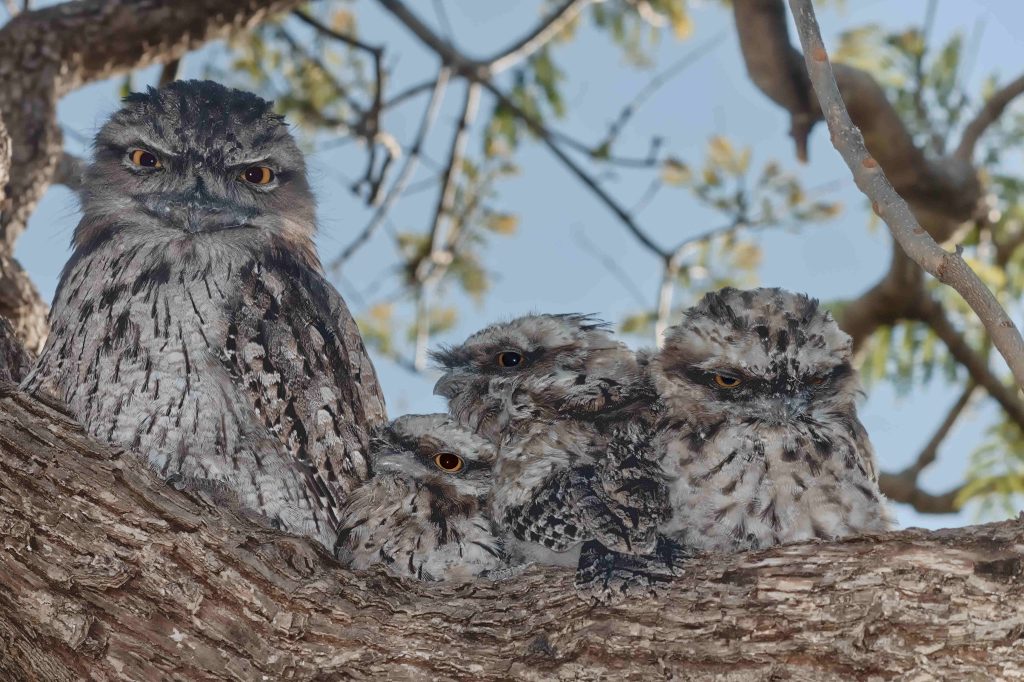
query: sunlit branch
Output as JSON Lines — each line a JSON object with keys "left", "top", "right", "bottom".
{"left": 412, "top": 81, "right": 481, "bottom": 371}
{"left": 485, "top": 0, "right": 594, "bottom": 75}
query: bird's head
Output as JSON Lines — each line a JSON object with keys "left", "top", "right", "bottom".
{"left": 367, "top": 413, "right": 497, "bottom": 502}
{"left": 76, "top": 80, "right": 317, "bottom": 265}
{"left": 430, "top": 313, "right": 644, "bottom": 441}
{"left": 654, "top": 287, "right": 861, "bottom": 428}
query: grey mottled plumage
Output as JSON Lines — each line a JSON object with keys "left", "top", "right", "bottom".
{"left": 22, "top": 80, "right": 386, "bottom": 548}
{"left": 335, "top": 414, "right": 506, "bottom": 581}
{"left": 652, "top": 287, "right": 893, "bottom": 553}
{"left": 433, "top": 314, "right": 678, "bottom": 599}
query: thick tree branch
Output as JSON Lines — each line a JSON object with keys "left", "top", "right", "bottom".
{"left": 876, "top": 477, "right": 964, "bottom": 515}
{"left": 732, "top": 0, "right": 816, "bottom": 161}
{"left": 3, "top": 382, "right": 1024, "bottom": 679}
{"left": 787, "top": 0, "right": 1024, "bottom": 393}
{"left": 838, "top": 249, "right": 923, "bottom": 353}
{"left": 0, "top": 114, "right": 46, "bottom": 353}
{"left": 733, "top": 0, "right": 980, "bottom": 228}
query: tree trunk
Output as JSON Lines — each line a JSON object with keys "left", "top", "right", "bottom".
{"left": 1, "top": 380, "right": 1022, "bottom": 680}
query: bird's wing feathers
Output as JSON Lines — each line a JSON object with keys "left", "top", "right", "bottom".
{"left": 224, "top": 252, "right": 386, "bottom": 533}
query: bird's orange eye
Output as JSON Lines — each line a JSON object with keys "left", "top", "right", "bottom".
{"left": 713, "top": 374, "right": 742, "bottom": 389}
{"left": 241, "top": 166, "right": 275, "bottom": 185}
{"left": 496, "top": 351, "right": 523, "bottom": 368}
{"left": 807, "top": 376, "right": 828, "bottom": 386}
{"left": 129, "top": 149, "right": 161, "bottom": 168}
{"left": 433, "top": 452, "right": 464, "bottom": 473}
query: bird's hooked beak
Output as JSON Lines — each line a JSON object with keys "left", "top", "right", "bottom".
{"left": 141, "top": 187, "right": 254, "bottom": 234}
{"left": 756, "top": 385, "right": 810, "bottom": 424}
{"left": 433, "top": 372, "right": 466, "bottom": 399}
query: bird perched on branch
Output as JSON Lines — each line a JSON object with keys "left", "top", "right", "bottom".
{"left": 650, "top": 287, "right": 893, "bottom": 553}
{"left": 432, "top": 314, "right": 681, "bottom": 601}
{"left": 335, "top": 413, "right": 508, "bottom": 581}
{"left": 22, "top": 80, "right": 386, "bottom": 548}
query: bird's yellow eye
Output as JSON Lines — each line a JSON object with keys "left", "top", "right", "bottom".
{"left": 241, "top": 166, "right": 275, "bottom": 185}
{"left": 496, "top": 351, "right": 523, "bottom": 368}
{"left": 129, "top": 149, "right": 161, "bottom": 168}
{"left": 713, "top": 374, "right": 742, "bottom": 389}
{"left": 433, "top": 452, "right": 464, "bottom": 473}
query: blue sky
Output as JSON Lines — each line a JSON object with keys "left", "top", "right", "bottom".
{"left": 13, "top": 0, "right": 1024, "bottom": 530}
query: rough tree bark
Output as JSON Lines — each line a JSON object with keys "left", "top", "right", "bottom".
{"left": 0, "top": 0, "right": 306, "bottom": 353}
{"left": 1, "top": 380, "right": 1024, "bottom": 680}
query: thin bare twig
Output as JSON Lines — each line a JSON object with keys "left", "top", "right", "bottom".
{"left": 383, "top": 79, "right": 437, "bottom": 110}
{"left": 572, "top": 228, "right": 649, "bottom": 307}
{"left": 876, "top": 382, "right": 976, "bottom": 514}
{"left": 276, "top": 27, "right": 364, "bottom": 117}
{"left": 654, "top": 215, "right": 750, "bottom": 341}
{"left": 788, "top": 0, "right": 1024, "bottom": 392}
{"left": 377, "top": 0, "right": 593, "bottom": 78}
{"left": 294, "top": 9, "right": 384, "bottom": 63}
{"left": 377, "top": 0, "right": 671, "bottom": 257}
{"left": 480, "top": 79, "right": 667, "bottom": 259}
{"left": 655, "top": 252, "right": 683, "bottom": 344}
{"left": 293, "top": 9, "right": 389, "bottom": 201}
{"left": 913, "top": 297, "right": 1024, "bottom": 430}
{"left": 911, "top": 381, "right": 977, "bottom": 478}
{"left": 431, "top": 0, "right": 454, "bottom": 43}
{"left": 331, "top": 69, "right": 451, "bottom": 272}
{"left": 598, "top": 29, "right": 726, "bottom": 153}
{"left": 955, "top": 72, "right": 1024, "bottom": 161}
